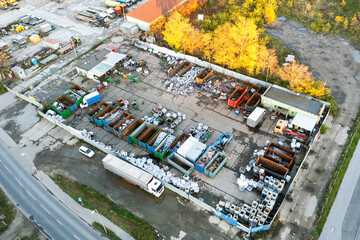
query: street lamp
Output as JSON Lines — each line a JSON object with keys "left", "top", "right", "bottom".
{"left": 91, "top": 209, "right": 107, "bottom": 234}
{"left": 21, "top": 152, "right": 35, "bottom": 174}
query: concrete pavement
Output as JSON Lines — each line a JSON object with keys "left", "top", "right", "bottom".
{"left": 320, "top": 140, "right": 360, "bottom": 240}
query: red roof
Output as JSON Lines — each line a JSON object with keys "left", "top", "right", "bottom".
{"left": 43, "top": 38, "right": 57, "bottom": 44}
{"left": 127, "top": 0, "right": 185, "bottom": 24}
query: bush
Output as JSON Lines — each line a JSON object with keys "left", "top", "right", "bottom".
{"left": 320, "top": 124, "right": 330, "bottom": 134}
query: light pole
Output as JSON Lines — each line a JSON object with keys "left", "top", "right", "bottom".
{"left": 21, "top": 152, "right": 35, "bottom": 174}
{"left": 91, "top": 209, "right": 107, "bottom": 234}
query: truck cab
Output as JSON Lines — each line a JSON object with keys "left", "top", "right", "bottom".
{"left": 148, "top": 178, "right": 164, "bottom": 197}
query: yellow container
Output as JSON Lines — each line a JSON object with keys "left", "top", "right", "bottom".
{"left": 29, "top": 34, "right": 41, "bottom": 44}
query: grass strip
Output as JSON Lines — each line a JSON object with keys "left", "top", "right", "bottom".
{"left": 93, "top": 222, "right": 122, "bottom": 240}
{"left": 52, "top": 175, "right": 157, "bottom": 240}
{"left": 313, "top": 107, "right": 360, "bottom": 239}
{"left": 0, "top": 188, "right": 16, "bottom": 234}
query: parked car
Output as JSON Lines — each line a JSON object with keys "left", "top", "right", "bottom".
{"left": 79, "top": 146, "right": 95, "bottom": 157}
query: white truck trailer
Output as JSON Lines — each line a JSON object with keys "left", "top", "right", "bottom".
{"left": 246, "top": 107, "right": 266, "bottom": 128}
{"left": 102, "top": 154, "right": 164, "bottom": 197}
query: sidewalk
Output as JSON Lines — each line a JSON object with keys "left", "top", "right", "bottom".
{"left": 35, "top": 171, "right": 135, "bottom": 240}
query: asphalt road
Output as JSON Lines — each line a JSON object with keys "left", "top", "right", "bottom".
{"left": 320, "top": 140, "right": 360, "bottom": 240}
{"left": 0, "top": 141, "right": 105, "bottom": 240}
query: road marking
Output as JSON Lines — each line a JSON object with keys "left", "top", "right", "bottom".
{"left": 73, "top": 234, "right": 80, "bottom": 240}
{"left": 26, "top": 190, "right": 36, "bottom": 200}
{"left": 40, "top": 204, "right": 51, "bottom": 215}
{"left": 4, "top": 165, "right": 12, "bottom": 174}
{"left": 14, "top": 177, "right": 23, "bottom": 187}
{"left": 56, "top": 219, "right": 63, "bottom": 226}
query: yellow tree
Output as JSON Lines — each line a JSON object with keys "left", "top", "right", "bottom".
{"left": 162, "top": 12, "right": 192, "bottom": 50}
{"left": 183, "top": 28, "right": 205, "bottom": 55}
{"left": 212, "top": 16, "right": 266, "bottom": 73}
{"left": 277, "top": 61, "right": 329, "bottom": 98}
{"left": 0, "top": 52, "right": 10, "bottom": 81}
{"left": 241, "top": 0, "right": 278, "bottom": 25}
{"left": 258, "top": 48, "right": 278, "bottom": 81}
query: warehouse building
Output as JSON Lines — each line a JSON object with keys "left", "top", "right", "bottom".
{"left": 76, "top": 48, "right": 125, "bottom": 82}
{"left": 127, "top": 0, "right": 186, "bottom": 31}
{"left": 262, "top": 85, "right": 325, "bottom": 132}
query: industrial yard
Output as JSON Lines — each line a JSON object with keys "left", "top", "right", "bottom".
{"left": 2, "top": 0, "right": 360, "bottom": 240}
{"left": 26, "top": 35, "right": 328, "bottom": 235}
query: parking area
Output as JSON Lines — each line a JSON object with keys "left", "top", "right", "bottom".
{"left": 26, "top": 34, "right": 317, "bottom": 233}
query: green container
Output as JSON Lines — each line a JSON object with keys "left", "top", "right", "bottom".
{"left": 154, "top": 135, "right": 174, "bottom": 159}
{"left": 129, "top": 122, "right": 152, "bottom": 145}
{"left": 64, "top": 89, "right": 82, "bottom": 107}
{"left": 50, "top": 100, "right": 71, "bottom": 118}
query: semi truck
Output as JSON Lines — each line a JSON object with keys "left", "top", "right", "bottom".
{"left": 80, "top": 91, "right": 101, "bottom": 108}
{"left": 102, "top": 154, "right": 164, "bottom": 197}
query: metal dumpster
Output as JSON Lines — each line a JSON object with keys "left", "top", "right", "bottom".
{"left": 107, "top": 112, "right": 129, "bottom": 133}
{"left": 94, "top": 105, "right": 114, "bottom": 126}
{"left": 154, "top": 135, "right": 176, "bottom": 159}
{"left": 167, "top": 152, "right": 195, "bottom": 175}
{"left": 147, "top": 129, "right": 169, "bottom": 153}
{"left": 204, "top": 152, "right": 228, "bottom": 178}
{"left": 70, "top": 85, "right": 87, "bottom": 98}
{"left": 102, "top": 107, "right": 124, "bottom": 126}
{"left": 86, "top": 101, "right": 107, "bottom": 122}
{"left": 119, "top": 119, "right": 144, "bottom": 139}
{"left": 138, "top": 126, "right": 159, "bottom": 149}
{"left": 195, "top": 148, "right": 217, "bottom": 173}
{"left": 50, "top": 99, "right": 71, "bottom": 118}
{"left": 168, "top": 132, "right": 190, "bottom": 154}
{"left": 128, "top": 122, "right": 152, "bottom": 145}
{"left": 64, "top": 89, "right": 82, "bottom": 107}
{"left": 57, "top": 95, "right": 77, "bottom": 112}
{"left": 113, "top": 115, "right": 135, "bottom": 137}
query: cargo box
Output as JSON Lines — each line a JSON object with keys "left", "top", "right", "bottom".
{"left": 154, "top": 135, "right": 176, "bottom": 159}
{"left": 64, "top": 89, "right": 82, "bottom": 107}
{"left": 228, "top": 87, "right": 247, "bottom": 108}
{"left": 114, "top": 115, "right": 135, "bottom": 137}
{"left": 138, "top": 126, "right": 159, "bottom": 149}
{"left": 119, "top": 119, "right": 144, "bottom": 139}
{"left": 167, "top": 152, "right": 194, "bottom": 175}
{"left": 256, "top": 157, "right": 288, "bottom": 179}
{"left": 102, "top": 107, "right": 124, "bottom": 126}
{"left": 50, "top": 100, "right": 71, "bottom": 118}
{"left": 204, "top": 152, "right": 228, "bottom": 178}
{"left": 169, "top": 132, "right": 190, "bottom": 154}
{"left": 94, "top": 105, "right": 114, "bottom": 126}
{"left": 57, "top": 95, "right": 77, "bottom": 112}
{"left": 86, "top": 102, "right": 107, "bottom": 122}
{"left": 107, "top": 112, "right": 129, "bottom": 133}
{"left": 128, "top": 122, "right": 152, "bottom": 145}
{"left": 147, "top": 129, "right": 169, "bottom": 153}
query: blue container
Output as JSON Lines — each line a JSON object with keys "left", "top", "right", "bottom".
{"left": 195, "top": 148, "right": 215, "bottom": 173}
{"left": 31, "top": 58, "right": 38, "bottom": 66}
{"left": 86, "top": 101, "right": 107, "bottom": 122}
{"left": 138, "top": 127, "right": 159, "bottom": 149}
{"left": 102, "top": 107, "right": 124, "bottom": 126}
{"left": 146, "top": 130, "right": 169, "bottom": 154}
{"left": 114, "top": 115, "right": 136, "bottom": 138}
{"left": 204, "top": 152, "right": 228, "bottom": 178}
{"left": 94, "top": 105, "right": 115, "bottom": 127}
{"left": 167, "top": 152, "right": 195, "bottom": 175}
{"left": 107, "top": 112, "right": 129, "bottom": 132}
{"left": 168, "top": 132, "right": 190, "bottom": 154}
{"left": 117, "top": 119, "right": 143, "bottom": 139}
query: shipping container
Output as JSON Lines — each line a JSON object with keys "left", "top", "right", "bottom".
{"left": 102, "top": 107, "right": 124, "bottom": 126}
{"left": 255, "top": 157, "right": 288, "bottom": 179}
{"left": 70, "top": 85, "right": 88, "bottom": 97}
{"left": 128, "top": 122, "right": 152, "bottom": 145}
{"left": 204, "top": 152, "right": 228, "bottom": 178}
{"left": 147, "top": 129, "right": 169, "bottom": 153}
{"left": 107, "top": 112, "right": 129, "bottom": 133}
{"left": 138, "top": 126, "right": 159, "bottom": 149}
{"left": 195, "top": 148, "right": 217, "bottom": 173}
{"left": 245, "top": 92, "right": 261, "bottom": 112}
{"left": 246, "top": 107, "right": 266, "bottom": 128}
{"left": 94, "top": 105, "right": 115, "bottom": 126}
{"left": 167, "top": 152, "right": 194, "bottom": 175}
{"left": 264, "top": 148, "right": 294, "bottom": 169}
{"left": 268, "top": 143, "right": 295, "bottom": 158}
{"left": 168, "top": 132, "right": 190, "bottom": 154}
{"left": 86, "top": 101, "right": 107, "bottom": 122}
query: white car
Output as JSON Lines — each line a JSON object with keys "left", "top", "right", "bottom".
{"left": 79, "top": 146, "right": 95, "bottom": 157}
